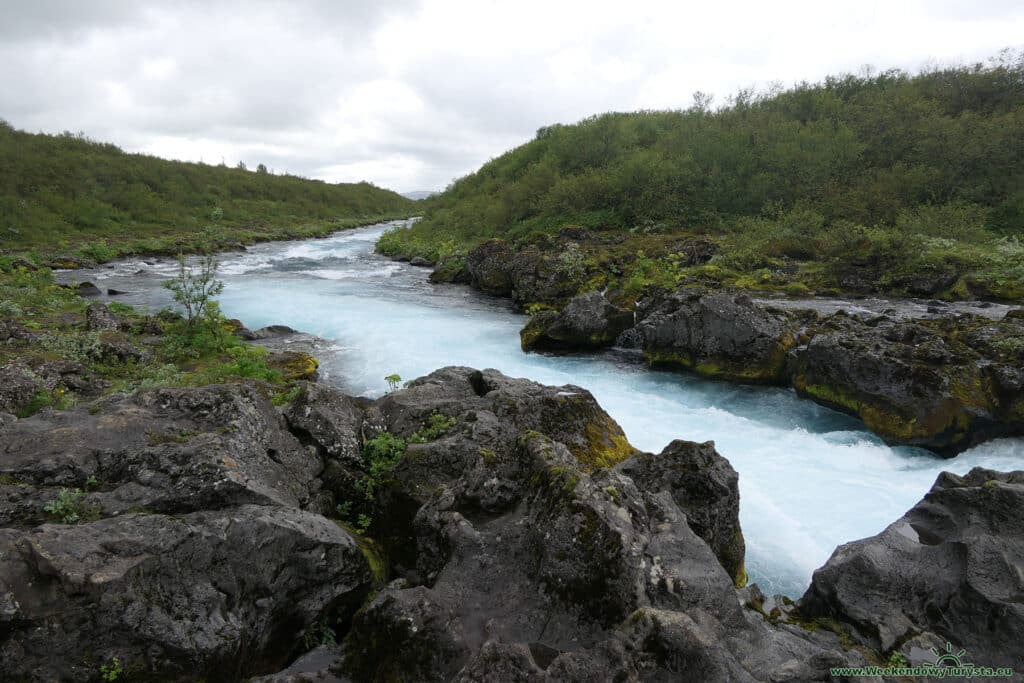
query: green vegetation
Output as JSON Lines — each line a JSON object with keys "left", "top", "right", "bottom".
{"left": 163, "top": 253, "right": 224, "bottom": 325}
{"left": 408, "top": 412, "right": 457, "bottom": 443}
{"left": 43, "top": 488, "right": 94, "bottom": 524}
{"left": 301, "top": 618, "right": 337, "bottom": 651}
{"left": 384, "top": 373, "right": 402, "bottom": 391}
{"left": 0, "top": 121, "right": 414, "bottom": 260}
{"left": 0, "top": 262, "right": 308, "bottom": 418}
{"left": 380, "top": 52, "right": 1024, "bottom": 300}
{"left": 99, "top": 657, "right": 124, "bottom": 682}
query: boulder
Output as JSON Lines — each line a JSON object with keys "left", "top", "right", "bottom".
{"left": 520, "top": 291, "right": 634, "bottom": 351}
{"left": 619, "top": 439, "right": 746, "bottom": 585}
{"left": 507, "top": 246, "right": 582, "bottom": 306}
{"left": 329, "top": 367, "right": 865, "bottom": 681}
{"left": 284, "top": 381, "right": 364, "bottom": 467}
{"left": 790, "top": 317, "right": 1008, "bottom": 453}
{"left": 636, "top": 289, "right": 798, "bottom": 383}
{"left": 801, "top": 467, "right": 1024, "bottom": 669}
{"left": 465, "top": 239, "right": 515, "bottom": 296}
{"left": 0, "top": 506, "right": 372, "bottom": 682}
{"left": 268, "top": 350, "right": 319, "bottom": 381}
{"left": 85, "top": 302, "right": 122, "bottom": 331}
{"left": 0, "top": 363, "right": 44, "bottom": 416}
{"left": 0, "top": 383, "right": 325, "bottom": 518}
{"left": 409, "top": 256, "right": 432, "bottom": 267}
{"left": 0, "top": 380, "right": 377, "bottom": 682}
{"left": 74, "top": 281, "right": 103, "bottom": 297}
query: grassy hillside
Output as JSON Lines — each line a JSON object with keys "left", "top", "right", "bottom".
{"left": 381, "top": 51, "right": 1024, "bottom": 300}
{"left": 0, "top": 122, "right": 415, "bottom": 262}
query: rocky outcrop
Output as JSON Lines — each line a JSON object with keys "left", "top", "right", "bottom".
{"left": 462, "top": 239, "right": 581, "bottom": 306}
{"left": 620, "top": 439, "right": 747, "bottom": 585}
{"left": 519, "top": 284, "right": 1024, "bottom": 453}
{"left": 465, "top": 239, "right": 515, "bottom": 296}
{"left": 85, "top": 302, "right": 122, "bottom": 331}
{"left": 301, "top": 367, "right": 870, "bottom": 681}
{"left": 801, "top": 467, "right": 1024, "bottom": 670}
{"left": 0, "top": 506, "right": 371, "bottom": 682}
{"left": 791, "top": 312, "right": 1024, "bottom": 454}
{"left": 636, "top": 288, "right": 799, "bottom": 383}
{"left": 0, "top": 383, "right": 373, "bottom": 681}
{"left": 0, "top": 363, "right": 45, "bottom": 416}
{"left": 4, "top": 362, "right": 1021, "bottom": 680}
{"left": 520, "top": 291, "right": 633, "bottom": 351}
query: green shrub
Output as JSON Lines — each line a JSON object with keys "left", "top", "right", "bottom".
{"left": 409, "top": 412, "right": 456, "bottom": 443}
{"left": 43, "top": 488, "right": 92, "bottom": 523}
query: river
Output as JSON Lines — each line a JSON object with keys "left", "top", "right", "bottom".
{"left": 65, "top": 219, "right": 1024, "bottom": 596}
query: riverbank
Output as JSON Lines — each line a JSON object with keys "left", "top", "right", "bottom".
{"left": 2, "top": 213, "right": 417, "bottom": 272}
{"left": 389, "top": 232, "right": 1024, "bottom": 455}
{"left": 42, "top": 221, "right": 1024, "bottom": 595}
{"left": 3, "top": 363, "right": 1021, "bottom": 680}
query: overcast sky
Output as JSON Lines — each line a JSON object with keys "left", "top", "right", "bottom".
{"left": 2, "top": 1, "right": 1022, "bottom": 193}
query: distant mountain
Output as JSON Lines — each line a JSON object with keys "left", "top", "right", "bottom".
{"left": 401, "top": 190, "right": 437, "bottom": 201}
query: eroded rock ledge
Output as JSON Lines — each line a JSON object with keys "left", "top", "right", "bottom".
{"left": 522, "top": 287, "right": 1024, "bottom": 454}
{"left": 1, "top": 368, "right": 1020, "bottom": 681}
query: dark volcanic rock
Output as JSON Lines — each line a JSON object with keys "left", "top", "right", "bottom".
{"left": 801, "top": 467, "right": 1024, "bottom": 670}
{"left": 0, "top": 506, "right": 371, "bottom": 682}
{"left": 619, "top": 439, "right": 746, "bottom": 584}
{"left": 429, "top": 255, "right": 471, "bottom": 284}
{"left": 329, "top": 367, "right": 866, "bottom": 681}
{"left": 520, "top": 291, "right": 634, "bottom": 351}
{"left": 636, "top": 288, "right": 798, "bottom": 383}
{"left": 0, "top": 382, "right": 373, "bottom": 682}
{"left": 0, "top": 383, "right": 325, "bottom": 519}
{"left": 790, "top": 315, "right": 1019, "bottom": 453}
{"left": 507, "top": 246, "right": 582, "bottom": 306}
{"left": 73, "top": 281, "right": 103, "bottom": 296}
{"left": 85, "top": 302, "right": 122, "bottom": 331}
{"left": 285, "top": 381, "right": 364, "bottom": 467}
{"left": 0, "top": 363, "right": 44, "bottom": 416}
{"left": 465, "top": 239, "right": 515, "bottom": 296}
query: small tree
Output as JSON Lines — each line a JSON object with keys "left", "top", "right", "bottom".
{"left": 384, "top": 373, "right": 401, "bottom": 391}
{"left": 163, "top": 254, "right": 224, "bottom": 325}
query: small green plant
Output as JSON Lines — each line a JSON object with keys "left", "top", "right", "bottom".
{"left": 99, "top": 656, "right": 124, "bottom": 681}
{"left": 352, "top": 431, "right": 408, "bottom": 528}
{"left": 17, "top": 389, "right": 53, "bottom": 417}
{"left": 43, "top": 488, "right": 89, "bottom": 523}
{"left": 336, "top": 500, "right": 352, "bottom": 520}
{"left": 886, "top": 651, "right": 910, "bottom": 668}
{"left": 555, "top": 242, "right": 586, "bottom": 281}
{"left": 384, "top": 373, "right": 402, "bottom": 391}
{"left": 163, "top": 253, "right": 224, "bottom": 325}
{"left": 408, "top": 412, "right": 456, "bottom": 443}
{"left": 272, "top": 385, "right": 302, "bottom": 406}
{"left": 302, "top": 618, "right": 336, "bottom": 651}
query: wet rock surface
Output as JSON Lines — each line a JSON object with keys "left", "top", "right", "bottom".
{"left": 1, "top": 365, "right": 1020, "bottom": 680}
{"left": 801, "top": 467, "right": 1024, "bottom": 670}
{"left": 520, "top": 291, "right": 634, "bottom": 351}
{"left": 518, "top": 285, "right": 1024, "bottom": 454}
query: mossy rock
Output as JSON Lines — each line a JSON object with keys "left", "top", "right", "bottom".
{"left": 268, "top": 351, "right": 319, "bottom": 380}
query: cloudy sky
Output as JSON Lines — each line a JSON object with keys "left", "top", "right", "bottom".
{"left": 2, "top": 1, "right": 1022, "bottom": 193}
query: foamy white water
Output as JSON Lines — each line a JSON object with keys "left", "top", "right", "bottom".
{"left": 81, "top": 221, "right": 1024, "bottom": 596}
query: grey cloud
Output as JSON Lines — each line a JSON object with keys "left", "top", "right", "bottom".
{"left": 1, "top": 1, "right": 1022, "bottom": 191}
